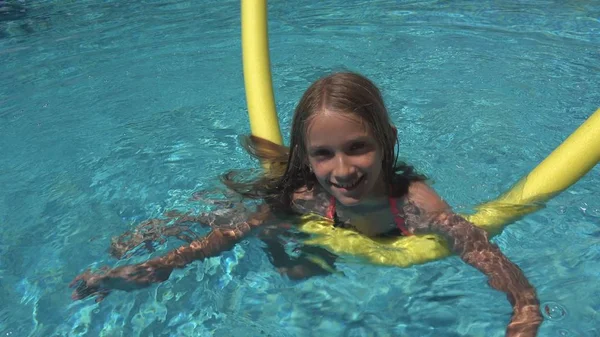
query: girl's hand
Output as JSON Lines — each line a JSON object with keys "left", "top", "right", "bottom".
{"left": 69, "top": 264, "right": 172, "bottom": 302}
{"left": 69, "top": 268, "right": 111, "bottom": 302}
{"left": 506, "top": 304, "right": 543, "bottom": 337}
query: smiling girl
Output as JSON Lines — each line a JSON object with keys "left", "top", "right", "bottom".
{"left": 71, "top": 71, "right": 543, "bottom": 336}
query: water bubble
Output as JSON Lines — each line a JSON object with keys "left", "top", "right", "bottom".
{"left": 557, "top": 329, "right": 576, "bottom": 336}
{"left": 541, "top": 301, "right": 567, "bottom": 321}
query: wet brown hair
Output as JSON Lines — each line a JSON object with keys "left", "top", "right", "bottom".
{"left": 222, "top": 71, "right": 426, "bottom": 213}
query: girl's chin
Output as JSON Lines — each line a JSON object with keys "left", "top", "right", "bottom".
{"left": 332, "top": 194, "right": 364, "bottom": 207}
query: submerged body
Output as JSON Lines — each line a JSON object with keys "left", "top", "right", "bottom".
{"left": 70, "top": 72, "right": 543, "bottom": 337}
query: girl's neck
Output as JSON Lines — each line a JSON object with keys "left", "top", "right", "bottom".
{"left": 337, "top": 198, "right": 389, "bottom": 215}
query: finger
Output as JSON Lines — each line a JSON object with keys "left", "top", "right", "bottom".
{"left": 69, "top": 270, "right": 91, "bottom": 287}
{"left": 71, "top": 288, "right": 89, "bottom": 300}
{"left": 69, "top": 274, "right": 88, "bottom": 288}
{"left": 71, "top": 280, "right": 99, "bottom": 300}
{"left": 95, "top": 290, "right": 110, "bottom": 303}
{"left": 222, "top": 230, "right": 236, "bottom": 238}
{"left": 71, "top": 286, "right": 98, "bottom": 301}
{"left": 71, "top": 289, "right": 81, "bottom": 300}
{"left": 68, "top": 277, "right": 82, "bottom": 288}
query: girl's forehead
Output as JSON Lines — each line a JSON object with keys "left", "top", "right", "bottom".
{"left": 307, "top": 110, "right": 367, "bottom": 130}
{"left": 305, "top": 111, "right": 372, "bottom": 146}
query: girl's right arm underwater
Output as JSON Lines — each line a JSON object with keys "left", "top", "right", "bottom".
{"left": 70, "top": 189, "right": 338, "bottom": 302}
{"left": 70, "top": 204, "right": 273, "bottom": 302}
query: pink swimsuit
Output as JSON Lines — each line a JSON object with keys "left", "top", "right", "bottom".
{"left": 325, "top": 196, "right": 412, "bottom": 236}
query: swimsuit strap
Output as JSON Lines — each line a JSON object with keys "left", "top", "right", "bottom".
{"left": 326, "top": 196, "right": 336, "bottom": 220}
{"left": 327, "top": 196, "right": 412, "bottom": 236}
{"left": 388, "top": 197, "right": 412, "bottom": 236}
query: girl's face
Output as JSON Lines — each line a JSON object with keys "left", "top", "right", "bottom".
{"left": 305, "top": 110, "right": 386, "bottom": 207}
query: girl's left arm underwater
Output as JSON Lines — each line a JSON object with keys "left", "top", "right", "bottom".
{"left": 69, "top": 204, "right": 272, "bottom": 302}
{"left": 403, "top": 181, "right": 543, "bottom": 337}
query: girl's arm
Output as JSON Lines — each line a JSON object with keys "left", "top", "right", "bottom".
{"left": 108, "top": 211, "right": 212, "bottom": 260}
{"left": 260, "top": 187, "right": 340, "bottom": 280}
{"left": 403, "top": 182, "right": 543, "bottom": 337}
{"left": 260, "top": 235, "right": 340, "bottom": 280}
{"left": 70, "top": 204, "right": 271, "bottom": 302}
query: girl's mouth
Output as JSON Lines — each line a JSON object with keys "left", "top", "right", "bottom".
{"left": 330, "top": 175, "right": 366, "bottom": 192}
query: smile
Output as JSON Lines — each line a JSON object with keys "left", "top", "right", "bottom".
{"left": 330, "top": 175, "right": 366, "bottom": 190}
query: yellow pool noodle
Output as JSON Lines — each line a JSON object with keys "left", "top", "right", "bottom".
{"left": 241, "top": 0, "right": 283, "bottom": 147}
{"left": 240, "top": 0, "right": 600, "bottom": 267}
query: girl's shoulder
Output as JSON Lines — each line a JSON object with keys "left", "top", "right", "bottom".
{"left": 396, "top": 180, "right": 452, "bottom": 233}
{"left": 290, "top": 186, "right": 331, "bottom": 218}
{"left": 405, "top": 181, "right": 450, "bottom": 211}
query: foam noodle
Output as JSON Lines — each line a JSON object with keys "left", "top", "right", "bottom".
{"left": 241, "top": 0, "right": 600, "bottom": 267}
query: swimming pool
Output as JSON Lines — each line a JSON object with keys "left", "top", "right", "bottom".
{"left": 1, "top": 0, "right": 599, "bottom": 335}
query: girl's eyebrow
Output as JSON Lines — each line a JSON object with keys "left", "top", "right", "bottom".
{"left": 307, "top": 145, "right": 328, "bottom": 152}
{"left": 308, "top": 136, "right": 372, "bottom": 150}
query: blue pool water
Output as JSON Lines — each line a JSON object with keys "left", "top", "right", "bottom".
{"left": 1, "top": 0, "right": 599, "bottom": 336}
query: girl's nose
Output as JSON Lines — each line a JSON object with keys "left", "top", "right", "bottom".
{"left": 332, "top": 155, "right": 356, "bottom": 182}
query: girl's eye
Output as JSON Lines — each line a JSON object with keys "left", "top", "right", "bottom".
{"left": 311, "top": 149, "right": 332, "bottom": 158}
{"left": 349, "top": 142, "right": 366, "bottom": 152}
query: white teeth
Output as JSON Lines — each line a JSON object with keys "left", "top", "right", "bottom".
{"left": 332, "top": 176, "right": 363, "bottom": 189}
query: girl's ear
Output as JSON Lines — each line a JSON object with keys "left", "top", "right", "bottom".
{"left": 391, "top": 125, "right": 398, "bottom": 139}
